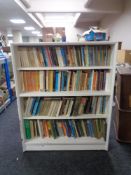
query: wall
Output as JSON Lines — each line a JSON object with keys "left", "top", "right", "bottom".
{"left": 100, "top": 0, "right": 131, "bottom": 49}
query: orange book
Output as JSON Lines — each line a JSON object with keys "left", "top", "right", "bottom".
{"left": 47, "top": 121, "right": 52, "bottom": 137}
{"left": 61, "top": 122, "right": 67, "bottom": 136}
{"left": 92, "top": 71, "right": 97, "bottom": 90}
{"left": 23, "top": 71, "right": 28, "bottom": 91}
{"left": 28, "top": 71, "right": 32, "bottom": 91}
{"left": 37, "top": 71, "right": 40, "bottom": 91}
{"left": 48, "top": 71, "right": 53, "bottom": 92}
{"left": 34, "top": 71, "right": 39, "bottom": 91}
{"left": 43, "top": 121, "right": 49, "bottom": 137}
{"left": 26, "top": 71, "right": 29, "bottom": 91}
{"left": 36, "top": 47, "right": 43, "bottom": 66}
{"left": 80, "top": 72, "right": 86, "bottom": 90}
{"left": 31, "top": 71, "right": 35, "bottom": 91}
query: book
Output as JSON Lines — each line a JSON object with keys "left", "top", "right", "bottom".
{"left": 32, "top": 97, "right": 40, "bottom": 115}
{"left": 41, "top": 47, "right": 48, "bottom": 66}
{"left": 24, "top": 120, "right": 31, "bottom": 139}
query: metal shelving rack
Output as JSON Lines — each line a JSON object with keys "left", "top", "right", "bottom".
{"left": 0, "top": 51, "right": 14, "bottom": 113}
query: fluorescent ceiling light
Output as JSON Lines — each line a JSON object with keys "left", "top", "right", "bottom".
{"left": 7, "top": 34, "right": 13, "bottom": 37}
{"left": 28, "top": 13, "right": 43, "bottom": 28}
{"left": 10, "top": 19, "right": 26, "bottom": 24}
{"left": 36, "top": 13, "right": 46, "bottom": 26}
{"left": 14, "top": 0, "right": 43, "bottom": 28}
{"left": 24, "top": 26, "right": 35, "bottom": 30}
{"left": 32, "top": 31, "right": 40, "bottom": 34}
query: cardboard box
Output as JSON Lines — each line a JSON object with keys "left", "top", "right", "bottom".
{"left": 117, "top": 50, "right": 131, "bottom": 64}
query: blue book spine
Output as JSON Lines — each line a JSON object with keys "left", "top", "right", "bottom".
{"left": 88, "top": 46, "right": 91, "bottom": 66}
{"left": 61, "top": 72, "right": 64, "bottom": 91}
{"left": 69, "top": 120, "right": 76, "bottom": 137}
{"left": 41, "top": 47, "right": 48, "bottom": 66}
{"left": 90, "top": 120, "right": 94, "bottom": 137}
{"left": 60, "top": 47, "right": 67, "bottom": 66}
{"left": 88, "top": 71, "right": 93, "bottom": 90}
{"left": 63, "top": 72, "right": 67, "bottom": 91}
{"left": 100, "top": 97, "right": 103, "bottom": 114}
{"left": 32, "top": 97, "right": 40, "bottom": 116}
{"left": 30, "top": 98, "right": 36, "bottom": 115}
{"left": 81, "top": 46, "right": 85, "bottom": 66}
{"left": 55, "top": 71, "right": 59, "bottom": 91}
{"left": 36, "top": 98, "right": 42, "bottom": 115}
{"left": 87, "top": 120, "right": 93, "bottom": 137}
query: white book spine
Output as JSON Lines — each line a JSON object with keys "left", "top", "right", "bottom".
{"left": 39, "top": 71, "right": 44, "bottom": 91}
{"left": 105, "top": 72, "right": 110, "bottom": 91}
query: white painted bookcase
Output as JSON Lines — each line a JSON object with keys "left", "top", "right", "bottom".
{"left": 11, "top": 42, "right": 117, "bottom": 151}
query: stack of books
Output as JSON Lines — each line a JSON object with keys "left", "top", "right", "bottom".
{"left": 20, "top": 70, "right": 110, "bottom": 92}
{"left": 18, "top": 45, "right": 111, "bottom": 67}
{"left": 24, "top": 119, "right": 107, "bottom": 140}
{"left": 24, "top": 96, "right": 108, "bottom": 117}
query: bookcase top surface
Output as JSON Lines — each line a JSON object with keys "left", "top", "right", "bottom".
{"left": 11, "top": 41, "right": 117, "bottom": 47}
{"left": 117, "top": 66, "right": 131, "bottom": 75}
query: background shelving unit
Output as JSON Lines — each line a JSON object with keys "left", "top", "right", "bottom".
{"left": 0, "top": 51, "right": 15, "bottom": 113}
{"left": 11, "top": 41, "right": 117, "bottom": 151}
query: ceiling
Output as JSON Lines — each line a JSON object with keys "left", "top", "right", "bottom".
{"left": 0, "top": 0, "right": 41, "bottom": 37}
{"left": 0, "top": 0, "right": 124, "bottom": 37}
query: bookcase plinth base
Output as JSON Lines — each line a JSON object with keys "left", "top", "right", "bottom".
{"left": 23, "top": 137, "right": 106, "bottom": 151}
{"left": 24, "top": 144, "right": 106, "bottom": 151}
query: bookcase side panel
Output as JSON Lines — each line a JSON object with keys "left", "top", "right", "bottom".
{"left": 105, "top": 43, "right": 117, "bottom": 150}
{"left": 11, "top": 44, "right": 26, "bottom": 151}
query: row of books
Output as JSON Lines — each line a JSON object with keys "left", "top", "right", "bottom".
{"left": 24, "top": 96, "right": 108, "bottom": 117}
{"left": 18, "top": 45, "right": 111, "bottom": 67}
{"left": 21, "top": 70, "right": 110, "bottom": 92}
{"left": 24, "top": 119, "right": 107, "bottom": 140}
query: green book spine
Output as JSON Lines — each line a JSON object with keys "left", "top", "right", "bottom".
{"left": 50, "top": 120, "right": 57, "bottom": 139}
{"left": 24, "top": 120, "right": 31, "bottom": 139}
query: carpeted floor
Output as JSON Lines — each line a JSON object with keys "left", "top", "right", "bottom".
{"left": 0, "top": 100, "right": 131, "bottom": 175}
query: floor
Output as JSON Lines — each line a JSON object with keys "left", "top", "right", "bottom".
{"left": 0, "top": 100, "right": 131, "bottom": 175}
